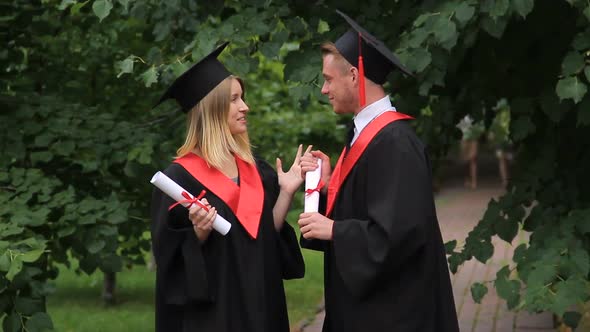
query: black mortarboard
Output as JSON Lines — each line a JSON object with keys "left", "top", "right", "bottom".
{"left": 334, "top": 10, "right": 413, "bottom": 86}
{"left": 156, "top": 42, "right": 231, "bottom": 113}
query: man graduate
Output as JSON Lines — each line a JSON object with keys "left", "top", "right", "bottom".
{"left": 151, "top": 42, "right": 305, "bottom": 332}
{"left": 298, "top": 10, "right": 459, "bottom": 332}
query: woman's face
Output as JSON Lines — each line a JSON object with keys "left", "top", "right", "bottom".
{"left": 227, "top": 78, "right": 249, "bottom": 135}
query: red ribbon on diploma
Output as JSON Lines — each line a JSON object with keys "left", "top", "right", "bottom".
{"left": 305, "top": 180, "right": 325, "bottom": 196}
{"left": 168, "top": 190, "right": 208, "bottom": 211}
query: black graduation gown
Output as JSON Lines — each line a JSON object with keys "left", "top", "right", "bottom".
{"left": 302, "top": 120, "right": 459, "bottom": 332}
{"left": 151, "top": 159, "right": 304, "bottom": 332}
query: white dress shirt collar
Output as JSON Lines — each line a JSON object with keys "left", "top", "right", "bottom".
{"left": 351, "top": 95, "right": 396, "bottom": 145}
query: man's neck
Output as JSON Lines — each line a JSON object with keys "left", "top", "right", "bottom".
{"left": 355, "top": 89, "right": 387, "bottom": 115}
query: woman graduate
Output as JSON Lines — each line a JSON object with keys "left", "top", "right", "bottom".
{"left": 150, "top": 42, "right": 305, "bottom": 332}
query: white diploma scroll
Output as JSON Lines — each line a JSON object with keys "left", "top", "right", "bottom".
{"left": 304, "top": 159, "right": 322, "bottom": 213}
{"left": 150, "top": 171, "right": 231, "bottom": 235}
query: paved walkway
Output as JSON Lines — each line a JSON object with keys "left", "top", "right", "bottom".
{"left": 299, "top": 178, "right": 555, "bottom": 332}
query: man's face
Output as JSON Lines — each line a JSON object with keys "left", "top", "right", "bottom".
{"left": 321, "top": 54, "right": 357, "bottom": 115}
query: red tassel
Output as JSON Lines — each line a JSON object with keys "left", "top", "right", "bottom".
{"left": 358, "top": 55, "right": 366, "bottom": 108}
{"left": 358, "top": 32, "right": 366, "bottom": 108}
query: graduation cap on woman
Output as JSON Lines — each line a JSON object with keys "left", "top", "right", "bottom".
{"left": 333, "top": 10, "right": 413, "bottom": 107}
{"left": 155, "top": 42, "right": 231, "bottom": 113}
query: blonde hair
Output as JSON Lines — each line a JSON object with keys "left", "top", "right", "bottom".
{"left": 321, "top": 42, "right": 353, "bottom": 74}
{"left": 176, "top": 76, "right": 255, "bottom": 168}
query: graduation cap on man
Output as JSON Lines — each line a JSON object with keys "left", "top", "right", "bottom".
{"left": 155, "top": 42, "right": 231, "bottom": 113}
{"left": 333, "top": 10, "right": 413, "bottom": 107}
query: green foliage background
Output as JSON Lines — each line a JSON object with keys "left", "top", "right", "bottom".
{"left": 1, "top": 0, "right": 590, "bottom": 330}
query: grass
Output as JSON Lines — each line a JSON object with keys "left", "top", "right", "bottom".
{"left": 47, "top": 264, "right": 154, "bottom": 332}
{"left": 284, "top": 210, "right": 324, "bottom": 326}
{"left": 47, "top": 211, "right": 324, "bottom": 331}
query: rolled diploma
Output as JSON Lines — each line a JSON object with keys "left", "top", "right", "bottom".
{"left": 304, "top": 159, "right": 322, "bottom": 213}
{"left": 150, "top": 171, "right": 231, "bottom": 235}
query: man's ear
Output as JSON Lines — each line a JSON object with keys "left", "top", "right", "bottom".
{"left": 349, "top": 66, "right": 359, "bottom": 86}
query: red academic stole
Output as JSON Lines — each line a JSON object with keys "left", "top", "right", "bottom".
{"left": 174, "top": 153, "right": 264, "bottom": 239}
{"left": 325, "top": 111, "right": 413, "bottom": 217}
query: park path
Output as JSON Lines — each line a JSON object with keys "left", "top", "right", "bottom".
{"left": 298, "top": 178, "right": 554, "bottom": 332}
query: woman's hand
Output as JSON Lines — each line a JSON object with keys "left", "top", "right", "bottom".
{"left": 276, "top": 144, "right": 312, "bottom": 196}
{"left": 188, "top": 198, "right": 216, "bottom": 242}
{"left": 300, "top": 150, "right": 332, "bottom": 194}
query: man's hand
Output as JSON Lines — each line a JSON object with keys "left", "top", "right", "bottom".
{"left": 298, "top": 212, "right": 334, "bottom": 240}
{"left": 300, "top": 150, "right": 332, "bottom": 194}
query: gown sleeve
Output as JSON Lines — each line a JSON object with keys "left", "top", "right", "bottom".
{"left": 256, "top": 159, "right": 305, "bottom": 279}
{"left": 150, "top": 166, "right": 213, "bottom": 305}
{"left": 332, "top": 125, "right": 430, "bottom": 299}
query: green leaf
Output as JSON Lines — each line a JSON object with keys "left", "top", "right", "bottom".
{"left": 447, "top": 252, "right": 464, "bottom": 273}
{"left": 551, "top": 277, "right": 588, "bottom": 316}
{"left": 53, "top": 140, "right": 75, "bottom": 156}
{"left": 472, "top": 240, "right": 494, "bottom": 263}
{"left": 260, "top": 42, "right": 281, "bottom": 59}
{"left": 413, "top": 13, "right": 430, "bottom": 27}
{"left": 471, "top": 282, "right": 488, "bottom": 303}
{"left": 317, "top": 19, "right": 330, "bottom": 33}
{"left": 70, "top": 0, "right": 90, "bottom": 15}
{"left": 584, "top": 66, "right": 590, "bottom": 82}
{"left": 527, "top": 262, "right": 557, "bottom": 287}
{"left": 562, "top": 311, "right": 582, "bottom": 328}
{"left": 117, "top": 0, "right": 129, "bottom": 12}
{"left": 2, "top": 312, "right": 21, "bottom": 332}
{"left": 116, "top": 57, "right": 134, "bottom": 78}
{"left": 30, "top": 151, "right": 53, "bottom": 165}
{"left": 433, "top": 16, "right": 457, "bottom": 44}
{"left": 495, "top": 266, "right": 521, "bottom": 309}
{"left": 15, "top": 297, "right": 43, "bottom": 315}
{"left": 33, "top": 133, "right": 54, "bottom": 147}
{"left": 57, "top": 225, "right": 76, "bottom": 237}
{"left": 556, "top": 77, "right": 587, "bottom": 104}
{"left": 512, "top": 0, "right": 535, "bottom": 18}
{"left": 561, "top": 52, "right": 585, "bottom": 76}
{"left": 20, "top": 249, "right": 45, "bottom": 263}
{"left": 0, "top": 224, "right": 24, "bottom": 237}
{"left": 6, "top": 257, "right": 23, "bottom": 281}
{"left": 480, "top": 16, "right": 508, "bottom": 39}
{"left": 563, "top": 248, "right": 590, "bottom": 277}
{"left": 406, "top": 28, "right": 429, "bottom": 48}
{"left": 513, "top": 243, "right": 527, "bottom": 263}
{"left": 584, "top": 6, "right": 590, "bottom": 22}
{"left": 455, "top": 3, "right": 475, "bottom": 24}
{"left": 87, "top": 239, "right": 106, "bottom": 254}
{"left": 25, "top": 312, "right": 53, "bottom": 332}
{"left": 58, "top": 0, "right": 77, "bottom": 10}
{"left": 490, "top": 0, "right": 510, "bottom": 18}
{"left": 495, "top": 216, "right": 519, "bottom": 243}
{"left": 141, "top": 66, "right": 159, "bottom": 87}
{"left": 0, "top": 253, "right": 10, "bottom": 272}
{"left": 283, "top": 47, "right": 320, "bottom": 83}
{"left": 572, "top": 31, "right": 590, "bottom": 51}
{"left": 444, "top": 240, "right": 457, "bottom": 254}
{"left": 406, "top": 48, "right": 431, "bottom": 73}
{"left": 92, "top": 0, "right": 113, "bottom": 22}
